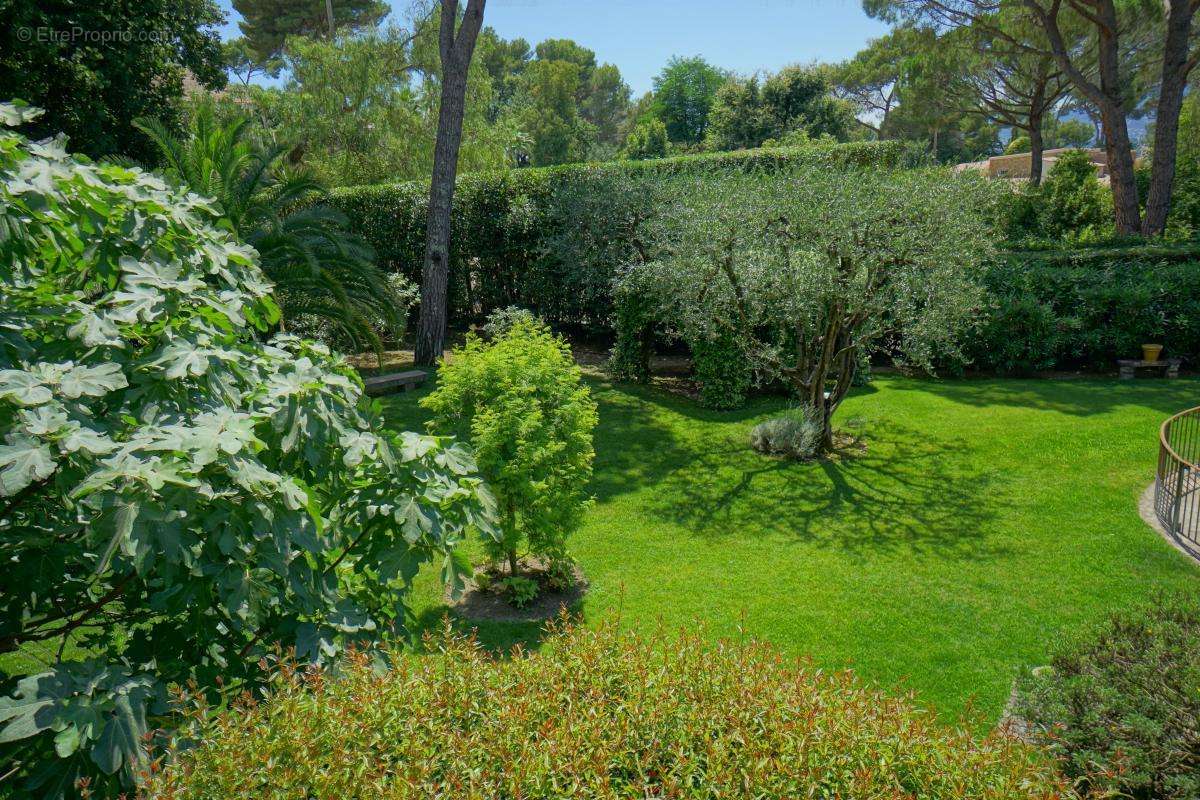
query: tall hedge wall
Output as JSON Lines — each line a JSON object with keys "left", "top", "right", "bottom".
{"left": 329, "top": 140, "right": 910, "bottom": 326}
{"left": 967, "top": 244, "right": 1200, "bottom": 373}
{"left": 331, "top": 143, "right": 1200, "bottom": 374}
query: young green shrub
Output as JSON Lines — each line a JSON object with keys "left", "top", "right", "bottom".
{"left": 144, "top": 621, "right": 1072, "bottom": 800}
{"left": 495, "top": 575, "right": 539, "bottom": 609}
{"left": 0, "top": 102, "right": 496, "bottom": 796}
{"left": 1012, "top": 596, "right": 1200, "bottom": 800}
{"left": 543, "top": 556, "right": 578, "bottom": 591}
{"left": 1038, "top": 150, "right": 1110, "bottom": 242}
{"left": 690, "top": 332, "right": 753, "bottom": 410}
{"left": 750, "top": 405, "right": 823, "bottom": 459}
{"left": 421, "top": 319, "right": 598, "bottom": 583}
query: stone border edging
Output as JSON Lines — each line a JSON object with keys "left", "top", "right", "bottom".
{"left": 1138, "top": 481, "right": 1200, "bottom": 563}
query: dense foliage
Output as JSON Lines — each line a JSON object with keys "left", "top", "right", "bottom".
{"left": 136, "top": 103, "right": 406, "bottom": 351}
{"left": 0, "top": 0, "right": 226, "bottom": 163}
{"left": 621, "top": 118, "right": 669, "bottom": 160}
{"left": 0, "top": 104, "right": 495, "bottom": 796}
{"left": 704, "top": 65, "right": 854, "bottom": 151}
{"left": 689, "top": 333, "right": 754, "bottom": 410}
{"left": 627, "top": 166, "right": 998, "bottom": 444}
{"left": 213, "top": 13, "right": 512, "bottom": 189}
{"left": 211, "top": 22, "right": 634, "bottom": 178}
{"left": 1004, "top": 117, "right": 1093, "bottom": 155}
{"left": 144, "top": 620, "right": 1071, "bottom": 799}
{"left": 478, "top": 34, "right": 633, "bottom": 165}
{"left": 1001, "top": 149, "right": 1111, "bottom": 244}
{"left": 421, "top": 318, "right": 597, "bottom": 585}
{"left": 966, "top": 244, "right": 1200, "bottom": 373}
{"left": 329, "top": 140, "right": 1200, "bottom": 381}
{"left": 1013, "top": 597, "right": 1200, "bottom": 800}
{"left": 650, "top": 56, "right": 728, "bottom": 145}
{"left": 232, "top": 0, "right": 387, "bottom": 61}
{"left": 1159, "top": 91, "right": 1200, "bottom": 239}
{"left": 327, "top": 139, "right": 910, "bottom": 326}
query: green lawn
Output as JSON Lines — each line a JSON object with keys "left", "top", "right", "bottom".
{"left": 385, "top": 373, "right": 1200, "bottom": 725}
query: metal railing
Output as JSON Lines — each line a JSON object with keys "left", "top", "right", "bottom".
{"left": 1155, "top": 405, "right": 1200, "bottom": 558}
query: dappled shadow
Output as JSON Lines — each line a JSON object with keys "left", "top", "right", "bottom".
{"left": 380, "top": 375, "right": 1006, "bottom": 560}
{"left": 642, "top": 419, "right": 1008, "bottom": 561}
{"left": 376, "top": 381, "right": 436, "bottom": 431}
{"left": 585, "top": 379, "right": 699, "bottom": 503}
{"left": 583, "top": 374, "right": 878, "bottom": 503}
{"left": 895, "top": 375, "right": 1200, "bottom": 417}
{"left": 408, "top": 604, "right": 573, "bottom": 657}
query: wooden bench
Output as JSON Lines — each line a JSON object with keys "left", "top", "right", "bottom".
{"left": 363, "top": 369, "right": 428, "bottom": 396}
{"left": 1118, "top": 358, "right": 1181, "bottom": 380}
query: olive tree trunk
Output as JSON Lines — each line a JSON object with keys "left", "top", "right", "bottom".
{"left": 414, "top": 0, "right": 486, "bottom": 366}
{"left": 1142, "top": 0, "right": 1199, "bottom": 237}
{"left": 781, "top": 306, "right": 861, "bottom": 454}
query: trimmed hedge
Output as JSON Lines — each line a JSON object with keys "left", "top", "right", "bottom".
{"left": 967, "top": 244, "right": 1200, "bottom": 373}
{"left": 146, "top": 621, "right": 1069, "bottom": 799}
{"left": 329, "top": 140, "right": 909, "bottom": 326}
{"left": 332, "top": 146, "right": 1200, "bottom": 380}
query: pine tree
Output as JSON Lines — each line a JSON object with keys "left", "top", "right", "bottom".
{"left": 233, "top": 0, "right": 388, "bottom": 60}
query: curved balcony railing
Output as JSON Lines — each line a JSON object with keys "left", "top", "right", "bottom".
{"left": 1155, "top": 405, "right": 1200, "bottom": 559}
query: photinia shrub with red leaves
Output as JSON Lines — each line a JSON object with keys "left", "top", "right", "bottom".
{"left": 144, "top": 619, "right": 1074, "bottom": 800}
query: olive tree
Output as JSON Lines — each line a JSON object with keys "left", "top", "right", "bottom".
{"left": 630, "top": 166, "right": 998, "bottom": 450}
{"left": 0, "top": 103, "right": 496, "bottom": 796}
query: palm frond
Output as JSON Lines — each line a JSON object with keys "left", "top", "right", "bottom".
{"left": 137, "top": 109, "right": 407, "bottom": 353}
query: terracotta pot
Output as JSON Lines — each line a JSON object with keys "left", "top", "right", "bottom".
{"left": 1142, "top": 344, "right": 1164, "bottom": 362}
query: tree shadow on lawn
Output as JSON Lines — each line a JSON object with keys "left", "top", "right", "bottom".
{"left": 584, "top": 377, "right": 1005, "bottom": 559}
{"left": 407, "top": 606, "right": 556, "bottom": 657}
{"left": 583, "top": 375, "right": 849, "bottom": 502}
{"left": 407, "top": 586, "right": 591, "bottom": 657}
{"left": 641, "top": 419, "right": 1009, "bottom": 561}
{"left": 893, "top": 374, "right": 1200, "bottom": 417}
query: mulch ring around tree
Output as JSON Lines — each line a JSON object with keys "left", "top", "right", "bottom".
{"left": 446, "top": 557, "right": 589, "bottom": 624}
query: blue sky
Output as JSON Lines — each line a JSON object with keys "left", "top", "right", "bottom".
{"left": 214, "top": 0, "right": 890, "bottom": 95}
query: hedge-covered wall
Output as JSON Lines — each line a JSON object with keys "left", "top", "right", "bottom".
{"left": 329, "top": 140, "right": 910, "bottom": 326}
{"left": 967, "top": 244, "right": 1200, "bottom": 373}
{"left": 331, "top": 144, "right": 1200, "bottom": 376}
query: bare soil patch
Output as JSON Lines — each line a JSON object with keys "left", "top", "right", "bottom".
{"left": 447, "top": 558, "right": 588, "bottom": 624}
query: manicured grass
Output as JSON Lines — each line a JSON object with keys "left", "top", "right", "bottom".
{"left": 384, "top": 373, "right": 1200, "bottom": 725}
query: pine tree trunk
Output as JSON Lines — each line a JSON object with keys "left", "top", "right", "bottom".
{"left": 1093, "top": 9, "right": 1141, "bottom": 235}
{"left": 1102, "top": 101, "right": 1142, "bottom": 235}
{"left": 1026, "top": 0, "right": 1141, "bottom": 234}
{"left": 1028, "top": 113, "right": 1045, "bottom": 186}
{"left": 414, "top": 0, "right": 486, "bottom": 366}
{"left": 1142, "top": 0, "right": 1197, "bottom": 237}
